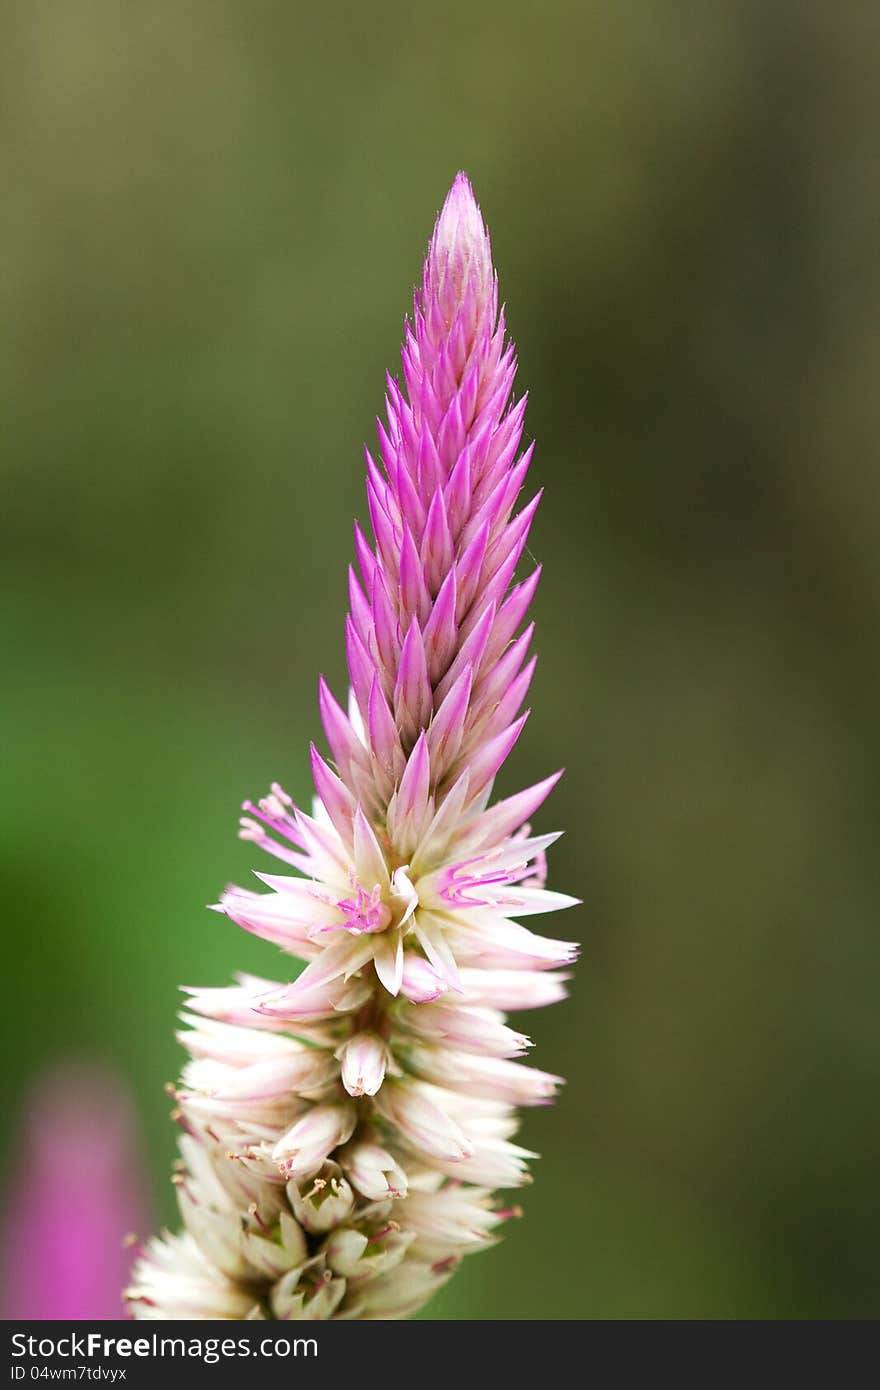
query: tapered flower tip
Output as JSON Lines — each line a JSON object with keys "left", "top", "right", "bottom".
{"left": 426, "top": 171, "right": 493, "bottom": 324}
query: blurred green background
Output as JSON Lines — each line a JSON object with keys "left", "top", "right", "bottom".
{"left": 2, "top": 1, "right": 878, "bottom": 1319}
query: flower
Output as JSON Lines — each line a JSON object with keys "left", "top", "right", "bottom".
{"left": 127, "top": 172, "right": 578, "bottom": 1321}
{"left": 3, "top": 1063, "right": 151, "bottom": 1320}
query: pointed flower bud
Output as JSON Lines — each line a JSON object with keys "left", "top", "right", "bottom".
{"left": 337, "top": 1031, "right": 391, "bottom": 1098}
{"left": 425, "top": 172, "right": 495, "bottom": 341}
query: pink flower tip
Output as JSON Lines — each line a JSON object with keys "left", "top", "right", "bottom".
{"left": 426, "top": 171, "right": 494, "bottom": 324}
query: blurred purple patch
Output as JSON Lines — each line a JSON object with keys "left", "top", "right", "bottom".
{"left": 2, "top": 1063, "right": 151, "bottom": 1320}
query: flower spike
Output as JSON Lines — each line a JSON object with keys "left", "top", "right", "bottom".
{"left": 128, "top": 172, "right": 578, "bottom": 1322}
